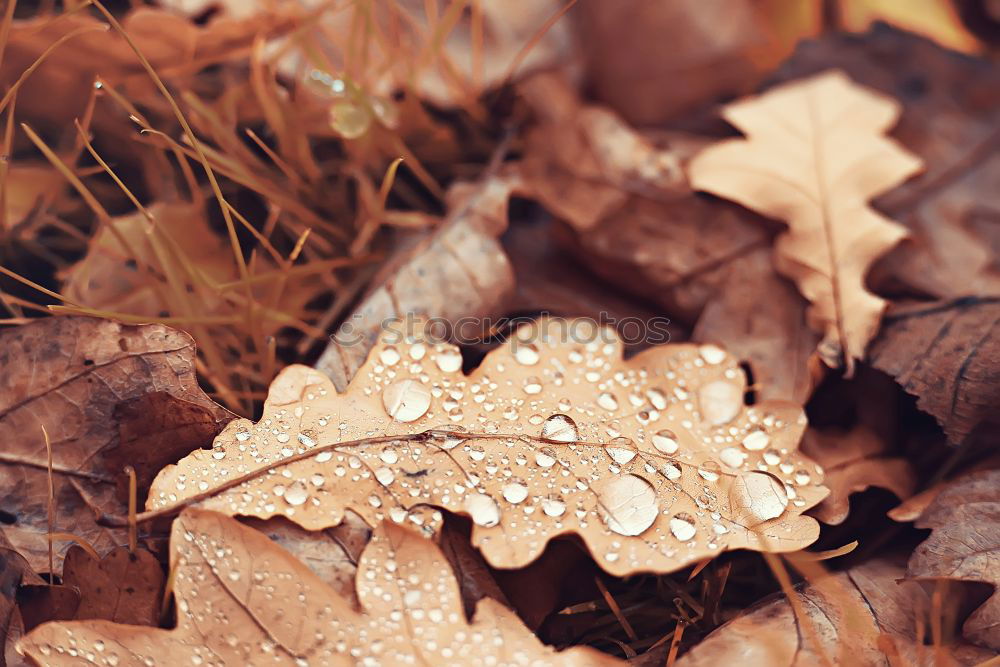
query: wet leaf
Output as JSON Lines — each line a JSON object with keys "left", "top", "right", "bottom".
{"left": 868, "top": 298, "right": 999, "bottom": 446}
{"left": 18, "top": 509, "right": 620, "bottom": 666}
{"left": 676, "top": 558, "right": 997, "bottom": 666}
{"left": 0, "top": 316, "right": 232, "bottom": 570}
{"left": 688, "top": 70, "right": 924, "bottom": 374}
{"left": 149, "top": 318, "right": 827, "bottom": 576}
{"left": 910, "top": 469, "right": 1000, "bottom": 650}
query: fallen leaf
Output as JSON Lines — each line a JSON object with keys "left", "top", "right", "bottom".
{"left": 316, "top": 171, "right": 524, "bottom": 391}
{"left": 573, "top": 0, "right": 818, "bottom": 124}
{"left": 18, "top": 509, "right": 620, "bottom": 665}
{"left": 0, "top": 166, "right": 65, "bottom": 236}
{"left": 60, "top": 546, "right": 163, "bottom": 626}
{"left": 768, "top": 24, "right": 1000, "bottom": 302}
{"left": 676, "top": 558, "right": 997, "bottom": 666}
{"left": 868, "top": 298, "right": 999, "bottom": 446}
{"left": 688, "top": 69, "right": 924, "bottom": 373}
{"left": 0, "top": 316, "right": 232, "bottom": 570}
{"left": 910, "top": 469, "right": 1000, "bottom": 650}
{"left": 839, "top": 0, "right": 982, "bottom": 53}
{"left": 149, "top": 317, "right": 827, "bottom": 576}
{"left": 888, "top": 456, "right": 1000, "bottom": 523}
{"left": 801, "top": 424, "right": 916, "bottom": 525}
{"left": 1, "top": 532, "right": 43, "bottom": 667}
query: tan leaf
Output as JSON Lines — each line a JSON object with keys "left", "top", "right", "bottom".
{"left": 910, "top": 469, "right": 1000, "bottom": 650}
{"left": 801, "top": 424, "right": 916, "bottom": 525}
{"left": 688, "top": 69, "right": 923, "bottom": 373}
{"left": 1, "top": 532, "right": 43, "bottom": 667}
{"left": 0, "top": 316, "right": 232, "bottom": 570}
{"left": 676, "top": 558, "right": 996, "bottom": 666}
{"left": 18, "top": 509, "right": 619, "bottom": 666}
{"left": 60, "top": 546, "right": 164, "bottom": 626}
{"left": 146, "top": 318, "right": 827, "bottom": 576}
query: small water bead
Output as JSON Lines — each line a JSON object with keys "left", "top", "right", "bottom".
{"left": 742, "top": 428, "right": 771, "bottom": 451}
{"left": 382, "top": 379, "right": 432, "bottom": 422}
{"left": 599, "top": 474, "right": 658, "bottom": 536}
{"left": 729, "top": 471, "right": 788, "bottom": 524}
{"left": 794, "top": 469, "right": 812, "bottom": 485}
{"left": 315, "top": 451, "right": 333, "bottom": 463}
{"left": 762, "top": 449, "right": 782, "bottom": 466}
{"left": 670, "top": 513, "right": 697, "bottom": 541}
{"left": 513, "top": 343, "right": 540, "bottom": 366}
{"left": 502, "top": 480, "right": 529, "bottom": 504}
{"left": 698, "top": 344, "right": 727, "bottom": 365}
{"left": 699, "top": 380, "right": 743, "bottom": 425}
{"left": 605, "top": 437, "right": 637, "bottom": 465}
{"left": 652, "top": 429, "right": 679, "bottom": 454}
{"left": 541, "top": 414, "right": 579, "bottom": 443}
{"left": 283, "top": 482, "right": 310, "bottom": 506}
{"left": 719, "top": 447, "right": 747, "bottom": 468}
{"left": 535, "top": 449, "right": 557, "bottom": 468}
{"left": 235, "top": 426, "right": 251, "bottom": 442}
{"left": 380, "top": 346, "right": 401, "bottom": 366}
{"left": 697, "top": 460, "right": 721, "bottom": 482}
{"left": 408, "top": 342, "right": 426, "bottom": 360}
{"left": 297, "top": 430, "right": 317, "bottom": 448}
{"left": 646, "top": 388, "right": 667, "bottom": 410}
{"left": 375, "top": 467, "right": 395, "bottom": 486}
{"left": 380, "top": 448, "right": 399, "bottom": 464}
{"left": 212, "top": 449, "right": 226, "bottom": 460}
{"left": 465, "top": 493, "right": 501, "bottom": 527}
{"left": 662, "top": 460, "right": 682, "bottom": 481}
{"left": 597, "top": 392, "right": 619, "bottom": 411}
{"left": 434, "top": 347, "right": 463, "bottom": 373}
{"left": 523, "top": 377, "right": 543, "bottom": 395}
{"left": 542, "top": 495, "right": 566, "bottom": 517}
{"left": 467, "top": 445, "right": 486, "bottom": 461}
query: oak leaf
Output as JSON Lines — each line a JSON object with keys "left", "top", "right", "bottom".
{"left": 147, "top": 318, "right": 827, "bottom": 576}
{"left": 688, "top": 69, "right": 923, "bottom": 373}
{"left": 18, "top": 509, "right": 619, "bottom": 666}
{"left": 0, "top": 316, "right": 232, "bottom": 570}
{"left": 676, "top": 558, "right": 996, "bottom": 666}
{"left": 910, "top": 469, "right": 1000, "bottom": 650}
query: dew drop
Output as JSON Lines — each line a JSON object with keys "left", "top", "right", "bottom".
{"left": 465, "top": 493, "right": 501, "bottom": 527}
{"left": 698, "top": 460, "right": 721, "bottom": 482}
{"left": 669, "top": 513, "right": 697, "bottom": 541}
{"left": 375, "top": 467, "right": 395, "bottom": 486}
{"left": 719, "top": 447, "right": 747, "bottom": 468}
{"left": 535, "top": 448, "right": 557, "bottom": 468}
{"left": 513, "top": 343, "right": 540, "bottom": 366}
{"left": 542, "top": 495, "right": 566, "bottom": 517}
{"left": 662, "top": 460, "right": 682, "bottom": 481}
{"left": 235, "top": 426, "right": 251, "bottom": 442}
{"left": 596, "top": 393, "right": 622, "bottom": 414}
{"left": 523, "top": 377, "right": 543, "bottom": 394}
{"left": 646, "top": 388, "right": 667, "bottom": 410}
{"left": 729, "top": 471, "right": 788, "bottom": 524}
{"left": 434, "top": 346, "right": 463, "bottom": 373}
{"left": 605, "top": 437, "right": 637, "bottom": 465}
{"left": 283, "top": 482, "right": 309, "bottom": 506}
{"left": 652, "top": 429, "right": 679, "bottom": 454}
{"left": 382, "top": 379, "right": 431, "bottom": 422}
{"left": 502, "top": 480, "right": 529, "bottom": 504}
{"left": 598, "top": 474, "right": 658, "bottom": 536}
{"left": 699, "top": 344, "right": 727, "bottom": 365}
{"left": 742, "top": 428, "right": 771, "bottom": 451}
{"left": 699, "top": 380, "right": 742, "bottom": 425}
{"left": 541, "top": 414, "right": 578, "bottom": 443}
{"left": 379, "top": 346, "right": 401, "bottom": 366}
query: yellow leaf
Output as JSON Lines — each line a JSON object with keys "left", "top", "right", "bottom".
{"left": 18, "top": 509, "right": 619, "bottom": 666}
{"left": 688, "top": 70, "right": 923, "bottom": 373}
{"left": 144, "top": 318, "right": 828, "bottom": 576}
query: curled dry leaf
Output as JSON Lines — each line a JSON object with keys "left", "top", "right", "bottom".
{"left": 317, "top": 172, "right": 524, "bottom": 391}
{"left": 149, "top": 318, "right": 827, "bottom": 576}
{"left": 688, "top": 69, "right": 923, "bottom": 373}
{"left": 0, "top": 316, "right": 232, "bottom": 570}
{"left": 676, "top": 558, "right": 997, "bottom": 666}
{"left": 868, "top": 298, "right": 999, "bottom": 446}
{"left": 910, "top": 469, "right": 1000, "bottom": 651}
{"left": 801, "top": 424, "right": 916, "bottom": 525}
{"left": 18, "top": 509, "right": 619, "bottom": 666}
{"left": 1, "top": 532, "right": 43, "bottom": 667}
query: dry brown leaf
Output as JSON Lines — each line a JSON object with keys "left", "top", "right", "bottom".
{"left": 688, "top": 69, "right": 923, "bottom": 374}
{"left": 910, "top": 469, "right": 1000, "bottom": 650}
{"left": 839, "top": 0, "right": 982, "bottom": 53}
{"left": 148, "top": 317, "right": 827, "bottom": 576}
{"left": 0, "top": 316, "right": 232, "bottom": 570}
{"left": 59, "top": 546, "right": 164, "bottom": 627}
{"left": 19, "top": 508, "right": 619, "bottom": 666}
{"left": 317, "top": 172, "right": 524, "bottom": 391}
{"left": 801, "top": 424, "right": 916, "bottom": 525}
{"left": 1, "top": 166, "right": 65, "bottom": 236}
{"left": 676, "top": 557, "right": 997, "bottom": 666}
{"left": 1, "top": 532, "right": 43, "bottom": 667}
{"left": 868, "top": 298, "right": 999, "bottom": 446}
